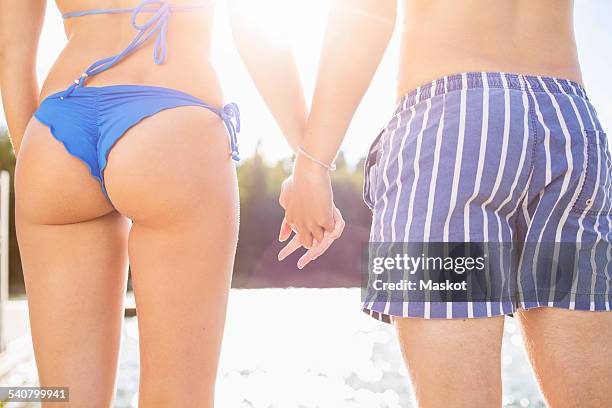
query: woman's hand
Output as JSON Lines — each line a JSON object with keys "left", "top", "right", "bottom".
{"left": 0, "top": 0, "right": 46, "bottom": 154}
{"left": 278, "top": 206, "right": 345, "bottom": 269}
{"left": 279, "top": 154, "right": 335, "bottom": 248}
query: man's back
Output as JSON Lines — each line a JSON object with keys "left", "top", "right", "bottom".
{"left": 399, "top": 0, "right": 580, "bottom": 95}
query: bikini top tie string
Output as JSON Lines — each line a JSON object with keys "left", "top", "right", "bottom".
{"left": 56, "top": 1, "right": 241, "bottom": 161}
{"left": 219, "top": 103, "right": 242, "bottom": 161}
{"left": 59, "top": 0, "right": 209, "bottom": 99}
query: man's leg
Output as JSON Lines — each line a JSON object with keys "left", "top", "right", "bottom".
{"left": 516, "top": 308, "right": 612, "bottom": 408}
{"left": 394, "top": 315, "right": 505, "bottom": 408}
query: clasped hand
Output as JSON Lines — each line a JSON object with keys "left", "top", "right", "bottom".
{"left": 277, "top": 156, "right": 345, "bottom": 268}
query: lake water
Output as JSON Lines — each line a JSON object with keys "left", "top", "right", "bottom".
{"left": 113, "top": 288, "right": 545, "bottom": 407}
{"left": 2, "top": 288, "right": 545, "bottom": 407}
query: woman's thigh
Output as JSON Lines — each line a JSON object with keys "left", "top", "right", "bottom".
{"left": 516, "top": 307, "right": 612, "bottom": 408}
{"left": 394, "top": 315, "right": 505, "bottom": 408}
{"left": 103, "top": 107, "right": 239, "bottom": 406}
{"left": 15, "top": 119, "right": 130, "bottom": 407}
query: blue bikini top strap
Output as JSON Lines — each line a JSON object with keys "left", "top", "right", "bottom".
{"left": 58, "top": 1, "right": 241, "bottom": 161}
{"left": 62, "top": 4, "right": 211, "bottom": 19}
{"left": 60, "top": 1, "right": 213, "bottom": 98}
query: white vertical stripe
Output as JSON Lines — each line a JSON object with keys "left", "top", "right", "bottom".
{"left": 403, "top": 99, "right": 433, "bottom": 241}
{"left": 399, "top": 85, "right": 425, "bottom": 318}
{"left": 564, "top": 84, "right": 602, "bottom": 309}
{"left": 415, "top": 83, "right": 422, "bottom": 106}
{"left": 423, "top": 98, "right": 446, "bottom": 242}
{"left": 390, "top": 107, "right": 417, "bottom": 241}
{"left": 377, "top": 113, "right": 404, "bottom": 241}
{"left": 526, "top": 79, "right": 572, "bottom": 306}
{"left": 587, "top": 135, "right": 607, "bottom": 310}
{"left": 494, "top": 82, "right": 529, "bottom": 261}
{"left": 481, "top": 73, "right": 493, "bottom": 315}
{"left": 459, "top": 73, "right": 490, "bottom": 318}
{"left": 481, "top": 75, "right": 512, "bottom": 242}
{"left": 521, "top": 78, "right": 552, "bottom": 306}
{"left": 536, "top": 78, "right": 584, "bottom": 307}
{"left": 534, "top": 80, "right": 554, "bottom": 209}
{"left": 443, "top": 73, "right": 468, "bottom": 241}
{"left": 467, "top": 301, "right": 474, "bottom": 318}
{"left": 424, "top": 80, "right": 443, "bottom": 319}
{"left": 516, "top": 166, "right": 535, "bottom": 308}
{"left": 402, "top": 295, "right": 409, "bottom": 318}
{"left": 385, "top": 107, "right": 417, "bottom": 318}
{"left": 520, "top": 196, "right": 531, "bottom": 225}
{"left": 499, "top": 77, "right": 531, "bottom": 307}
{"left": 552, "top": 79, "right": 590, "bottom": 308}
{"left": 480, "top": 74, "right": 512, "bottom": 313}
{"left": 463, "top": 73, "right": 490, "bottom": 242}
{"left": 514, "top": 79, "right": 538, "bottom": 308}
{"left": 580, "top": 131, "right": 604, "bottom": 310}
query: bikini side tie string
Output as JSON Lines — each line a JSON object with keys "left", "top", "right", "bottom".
{"left": 219, "top": 103, "right": 242, "bottom": 161}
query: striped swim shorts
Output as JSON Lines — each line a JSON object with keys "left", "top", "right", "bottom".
{"left": 362, "top": 72, "right": 612, "bottom": 323}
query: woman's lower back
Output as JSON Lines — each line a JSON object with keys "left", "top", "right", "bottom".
{"left": 398, "top": 0, "right": 581, "bottom": 96}
{"left": 42, "top": 0, "right": 222, "bottom": 105}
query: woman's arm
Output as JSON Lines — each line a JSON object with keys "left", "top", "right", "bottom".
{"left": 227, "top": 0, "right": 308, "bottom": 151}
{"left": 282, "top": 0, "right": 397, "bottom": 248}
{"left": 0, "top": 0, "right": 46, "bottom": 155}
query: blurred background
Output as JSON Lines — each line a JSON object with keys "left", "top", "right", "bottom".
{"left": 0, "top": 0, "right": 610, "bottom": 407}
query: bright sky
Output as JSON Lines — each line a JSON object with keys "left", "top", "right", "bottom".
{"left": 1, "top": 0, "right": 611, "bottom": 166}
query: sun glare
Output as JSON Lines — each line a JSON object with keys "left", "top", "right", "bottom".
{"left": 227, "top": 0, "right": 331, "bottom": 48}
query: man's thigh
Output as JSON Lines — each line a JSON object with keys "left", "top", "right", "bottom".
{"left": 394, "top": 315, "right": 505, "bottom": 408}
{"left": 516, "top": 307, "right": 612, "bottom": 408}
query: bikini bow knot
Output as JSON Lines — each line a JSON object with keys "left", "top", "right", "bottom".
{"left": 220, "top": 103, "right": 242, "bottom": 161}
{"left": 60, "top": 0, "right": 203, "bottom": 98}
{"left": 131, "top": 0, "right": 172, "bottom": 65}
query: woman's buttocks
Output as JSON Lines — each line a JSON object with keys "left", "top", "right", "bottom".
{"left": 41, "top": 0, "right": 222, "bottom": 104}
{"left": 398, "top": 0, "right": 581, "bottom": 96}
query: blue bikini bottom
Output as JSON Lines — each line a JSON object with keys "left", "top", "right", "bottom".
{"left": 33, "top": 84, "right": 240, "bottom": 201}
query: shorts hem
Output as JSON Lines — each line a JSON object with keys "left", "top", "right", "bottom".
{"left": 362, "top": 292, "right": 612, "bottom": 324}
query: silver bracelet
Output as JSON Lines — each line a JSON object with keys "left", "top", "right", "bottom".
{"left": 297, "top": 146, "right": 337, "bottom": 171}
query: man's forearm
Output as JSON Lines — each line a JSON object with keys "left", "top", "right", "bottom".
{"left": 302, "top": 0, "right": 397, "bottom": 164}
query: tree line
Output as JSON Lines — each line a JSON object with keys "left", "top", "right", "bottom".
{"left": 0, "top": 132, "right": 372, "bottom": 295}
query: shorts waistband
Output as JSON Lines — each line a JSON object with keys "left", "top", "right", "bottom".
{"left": 395, "top": 72, "right": 588, "bottom": 115}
